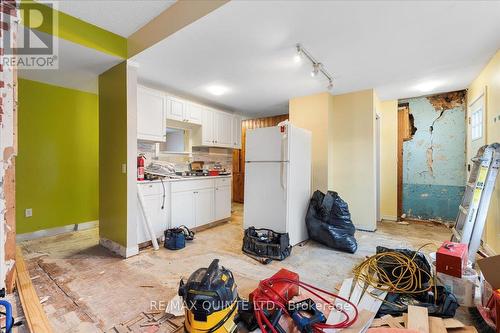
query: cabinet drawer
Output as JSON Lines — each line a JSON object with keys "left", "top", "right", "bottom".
{"left": 138, "top": 182, "right": 168, "bottom": 196}
{"left": 215, "top": 177, "right": 232, "bottom": 188}
{"left": 171, "top": 179, "right": 215, "bottom": 193}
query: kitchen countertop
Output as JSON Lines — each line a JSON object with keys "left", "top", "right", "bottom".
{"left": 138, "top": 175, "right": 232, "bottom": 184}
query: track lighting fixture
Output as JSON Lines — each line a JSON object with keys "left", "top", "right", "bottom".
{"left": 295, "top": 43, "right": 334, "bottom": 90}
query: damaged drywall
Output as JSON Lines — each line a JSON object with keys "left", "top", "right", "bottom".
{"left": 0, "top": 0, "right": 18, "bottom": 292}
{"left": 400, "top": 90, "right": 466, "bottom": 222}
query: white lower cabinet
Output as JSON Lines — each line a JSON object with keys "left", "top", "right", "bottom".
{"left": 195, "top": 188, "right": 215, "bottom": 226}
{"left": 215, "top": 185, "right": 231, "bottom": 221}
{"left": 137, "top": 182, "right": 170, "bottom": 244}
{"left": 171, "top": 191, "right": 196, "bottom": 229}
{"left": 171, "top": 177, "right": 231, "bottom": 229}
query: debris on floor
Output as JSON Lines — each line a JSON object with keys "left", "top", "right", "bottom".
{"left": 105, "top": 311, "right": 184, "bottom": 333}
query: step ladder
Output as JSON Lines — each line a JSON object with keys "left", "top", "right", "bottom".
{"left": 452, "top": 143, "right": 500, "bottom": 262}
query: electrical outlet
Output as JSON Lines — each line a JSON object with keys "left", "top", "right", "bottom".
{"left": 25, "top": 208, "right": 32, "bottom": 218}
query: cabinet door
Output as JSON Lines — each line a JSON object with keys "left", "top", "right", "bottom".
{"left": 202, "top": 108, "right": 215, "bottom": 146}
{"left": 166, "top": 96, "right": 185, "bottom": 122}
{"left": 215, "top": 111, "right": 233, "bottom": 147}
{"left": 186, "top": 103, "right": 203, "bottom": 125}
{"left": 137, "top": 87, "right": 166, "bottom": 141}
{"left": 215, "top": 186, "right": 232, "bottom": 220}
{"left": 195, "top": 188, "right": 215, "bottom": 227}
{"left": 171, "top": 191, "right": 195, "bottom": 229}
{"left": 232, "top": 115, "right": 242, "bottom": 149}
{"left": 137, "top": 195, "right": 168, "bottom": 244}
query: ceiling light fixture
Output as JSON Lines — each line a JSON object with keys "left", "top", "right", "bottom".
{"left": 415, "top": 81, "right": 441, "bottom": 93}
{"left": 206, "top": 85, "right": 229, "bottom": 96}
{"left": 296, "top": 43, "right": 334, "bottom": 90}
{"left": 293, "top": 44, "right": 302, "bottom": 63}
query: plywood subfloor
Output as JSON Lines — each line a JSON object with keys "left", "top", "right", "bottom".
{"left": 19, "top": 203, "right": 460, "bottom": 332}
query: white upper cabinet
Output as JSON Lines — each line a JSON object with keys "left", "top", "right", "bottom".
{"left": 186, "top": 103, "right": 203, "bottom": 125}
{"left": 165, "top": 96, "right": 203, "bottom": 125}
{"left": 202, "top": 108, "right": 215, "bottom": 145}
{"left": 215, "top": 111, "right": 233, "bottom": 147}
{"left": 166, "top": 96, "right": 186, "bottom": 122}
{"left": 232, "top": 114, "right": 242, "bottom": 149}
{"left": 137, "top": 86, "right": 166, "bottom": 141}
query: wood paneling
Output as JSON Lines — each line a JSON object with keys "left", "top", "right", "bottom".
{"left": 232, "top": 114, "right": 288, "bottom": 203}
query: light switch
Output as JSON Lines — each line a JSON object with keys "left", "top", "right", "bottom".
{"left": 25, "top": 208, "right": 32, "bottom": 218}
{"left": 122, "top": 163, "right": 127, "bottom": 174}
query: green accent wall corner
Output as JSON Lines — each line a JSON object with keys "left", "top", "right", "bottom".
{"left": 98, "top": 62, "right": 129, "bottom": 247}
{"left": 17, "top": 79, "right": 99, "bottom": 234}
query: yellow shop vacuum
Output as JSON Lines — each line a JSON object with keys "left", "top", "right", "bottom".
{"left": 178, "top": 259, "right": 238, "bottom": 333}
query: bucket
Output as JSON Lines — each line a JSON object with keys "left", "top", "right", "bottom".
{"left": 436, "top": 267, "right": 478, "bottom": 307}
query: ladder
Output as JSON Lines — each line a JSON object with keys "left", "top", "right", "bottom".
{"left": 452, "top": 143, "right": 500, "bottom": 262}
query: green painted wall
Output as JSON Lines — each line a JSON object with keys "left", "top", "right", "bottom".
{"left": 17, "top": 79, "right": 99, "bottom": 234}
{"left": 98, "top": 62, "right": 128, "bottom": 246}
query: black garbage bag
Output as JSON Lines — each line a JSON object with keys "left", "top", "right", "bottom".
{"left": 305, "top": 190, "right": 358, "bottom": 253}
{"left": 376, "top": 246, "right": 432, "bottom": 284}
{"left": 377, "top": 286, "right": 459, "bottom": 318}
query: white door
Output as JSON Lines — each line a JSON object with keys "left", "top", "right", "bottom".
{"left": 215, "top": 186, "right": 231, "bottom": 220}
{"left": 195, "top": 188, "right": 215, "bottom": 227}
{"left": 215, "top": 112, "right": 233, "bottom": 147}
{"left": 137, "top": 195, "right": 168, "bottom": 244}
{"left": 186, "top": 103, "right": 203, "bottom": 125}
{"left": 467, "top": 90, "right": 486, "bottom": 175}
{"left": 166, "top": 96, "right": 185, "bottom": 122}
{"left": 137, "top": 87, "right": 166, "bottom": 141}
{"left": 232, "top": 115, "right": 242, "bottom": 149}
{"left": 246, "top": 126, "right": 288, "bottom": 162}
{"left": 202, "top": 109, "right": 215, "bottom": 146}
{"left": 171, "top": 191, "right": 195, "bottom": 229}
{"left": 243, "top": 162, "right": 287, "bottom": 232}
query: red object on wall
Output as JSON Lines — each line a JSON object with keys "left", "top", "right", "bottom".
{"left": 137, "top": 155, "right": 145, "bottom": 181}
{"left": 249, "top": 268, "right": 299, "bottom": 303}
{"left": 436, "top": 241, "right": 468, "bottom": 278}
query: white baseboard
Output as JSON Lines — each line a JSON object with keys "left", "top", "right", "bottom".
{"left": 99, "top": 237, "right": 139, "bottom": 258}
{"left": 381, "top": 215, "right": 398, "bottom": 221}
{"left": 16, "top": 220, "right": 99, "bottom": 242}
{"left": 356, "top": 226, "right": 377, "bottom": 232}
{"left": 483, "top": 242, "right": 497, "bottom": 256}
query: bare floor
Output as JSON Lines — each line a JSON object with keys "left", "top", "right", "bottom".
{"left": 19, "top": 203, "right": 458, "bottom": 332}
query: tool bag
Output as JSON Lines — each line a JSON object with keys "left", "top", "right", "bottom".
{"left": 164, "top": 225, "right": 194, "bottom": 250}
{"left": 242, "top": 227, "right": 291, "bottom": 261}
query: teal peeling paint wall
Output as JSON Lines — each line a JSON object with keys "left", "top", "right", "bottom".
{"left": 401, "top": 92, "right": 466, "bottom": 221}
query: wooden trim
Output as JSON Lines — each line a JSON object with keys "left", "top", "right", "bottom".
{"left": 397, "top": 107, "right": 404, "bottom": 221}
{"left": 15, "top": 247, "right": 53, "bottom": 333}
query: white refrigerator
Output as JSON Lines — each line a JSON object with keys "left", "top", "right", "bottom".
{"left": 243, "top": 123, "right": 312, "bottom": 246}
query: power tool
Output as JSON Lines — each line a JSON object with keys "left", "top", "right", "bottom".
{"left": 179, "top": 259, "right": 238, "bottom": 333}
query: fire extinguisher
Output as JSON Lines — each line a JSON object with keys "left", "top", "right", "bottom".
{"left": 137, "top": 154, "right": 146, "bottom": 181}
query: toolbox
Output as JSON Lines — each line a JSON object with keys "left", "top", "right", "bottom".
{"left": 436, "top": 241, "right": 468, "bottom": 278}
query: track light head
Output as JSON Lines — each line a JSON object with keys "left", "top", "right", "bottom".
{"left": 311, "top": 63, "right": 321, "bottom": 77}
{"left": 327, "top": 80, "right": 333, "bottom": 90}
{"left": 294, "top": 44, "right": 303, "bottom": 63}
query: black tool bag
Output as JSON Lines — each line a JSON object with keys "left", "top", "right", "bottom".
{"left": 242, "top": 227, "right": 291, "bottom": 261}
{"left": 305, "top": 190, "right": 358, "bottom": 253}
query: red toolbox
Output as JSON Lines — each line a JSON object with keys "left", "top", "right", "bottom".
{"left": 436, "top": 241, "right": 468, "bottom": 278}
{"left": 249, "top": 268, "right": 300, "bottom": 303}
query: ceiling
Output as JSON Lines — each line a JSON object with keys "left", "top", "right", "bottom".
{"left": 19, "top": 28, "right": 122, "bottom": 93}
{"left": 55, "top": 0, "right": 176, "bottom": 37}
{"left": 132, "top": 1, "right": 500, "bottom": 116}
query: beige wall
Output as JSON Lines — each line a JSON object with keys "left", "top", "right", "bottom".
{"left": 468, "top": 49, "right": 500, "bottom": 254}
{"left": 290, "top": 89, "right": 378, "bottom": 231}
{"left": 289, "top": 92, "right": 334, "bottom": 193}
{"left": 378, "top": 100, "right": 398, "bottom": 220}
{"left": 331, "top": 89, "right": 377, "bottom": 231}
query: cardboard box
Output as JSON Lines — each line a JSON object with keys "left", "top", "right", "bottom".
{"left": 436, "top": 241, "right": 468, "bottom": 278}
